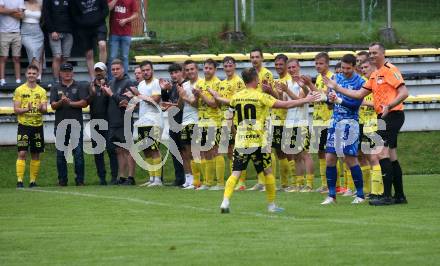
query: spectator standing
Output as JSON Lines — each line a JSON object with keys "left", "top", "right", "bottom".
{"left": 70, "top": 0, "right": 109, "bottom": 80}
{"left": 160, "top": 63, "right": 186, "bottom": 186}
{"left": 0, "top": 0, "right": 25, "bottom": 86}
{"left": 50, "top": 63, "right": 88, "bottom": 186}
{"left": 101, "top": 59, "right": 137, "bottom": 185}
{"left": 42, "top": 0, "right": 74, "bottom": 83}
{"left": 107, "top": 0, "right": 138, "bottom": 79}
{"left": 87, "top": 62, "right": 119, "bottom": 185}
{"left": 21, "top": 0, "right": 44, "bottom": 81}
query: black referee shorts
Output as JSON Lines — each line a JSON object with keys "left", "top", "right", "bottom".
{"left": 377, "top": 111, "right": 405, "bottom": 149}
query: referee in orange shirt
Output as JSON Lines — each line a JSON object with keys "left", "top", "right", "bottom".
{"left": 323, "top": 42, "right": 409, "bottom": 206}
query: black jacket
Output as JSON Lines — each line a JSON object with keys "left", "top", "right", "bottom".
{"left": 70, "top": 0, "right": 109, "bottom": 28}
{"left": 107, "top": 74, "right": 135, "bottom": 128}
{"left": 42, "top": 0, "right": 74, "bottom": 33}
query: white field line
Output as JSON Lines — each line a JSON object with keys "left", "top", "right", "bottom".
{"left": 24, "top": 188, "right": 436, "bottom": 231}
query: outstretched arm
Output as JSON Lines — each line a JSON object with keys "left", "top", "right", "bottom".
{"left": 323, "top": 75, "right": 370, "bottom": 99}
{"left": 273, "top": 92, "right": 321, "bottom": 109}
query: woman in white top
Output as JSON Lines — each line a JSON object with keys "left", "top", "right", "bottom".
{"left": 21, "top": 0, "right": 44, "bottom": 80}
{"left": 279, "top": 58, "right": 315, "bottom": 192}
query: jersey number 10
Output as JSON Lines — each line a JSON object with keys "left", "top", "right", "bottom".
{"left": 235, "top": 104, "right": 257, "bottom": 124}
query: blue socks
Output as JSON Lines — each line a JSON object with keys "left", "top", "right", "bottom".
{"left": 326, "top": 166, "right": 337, "bottom": 198}
{"left": 350, "top": 165, "right": 364, "bottom": 198}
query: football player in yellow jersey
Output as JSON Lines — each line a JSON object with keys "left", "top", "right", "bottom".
{"left": 271, "top": 54, "right": 293, "bottom": 191}
{"left": 209, "top": 68, "right": 317, "bottom": 212}
{"left": 248, "top": 48, "right": 278, "bottom": 191}
{"left": 192, "top": 59, "right": 223, "bottom": 190}
{"left": 250, "top": 48, "right": 277, "bottom": 97}
{"left": 215, "top": 56, "right": 248, "bottom": 190}
{"left": 209, "top": 67, "right": 320, "bottom": 213}
{"left": 302, "top": 52, "right": 334, "bottom": 194}
{"left": 359, "top": 57, "right": 384, "bottom": 199}
{"left": 13, "top": 65, "right": 47, "bottom": 188}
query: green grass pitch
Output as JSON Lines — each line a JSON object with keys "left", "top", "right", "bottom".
{"left": 1, "top": 131, "right": 439, "bottom": 265}
{"left": 1, "top": 174, "right": 439, "bottom": 265}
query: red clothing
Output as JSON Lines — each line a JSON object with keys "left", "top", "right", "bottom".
{"left": 108, "top": 0, "right": 138, "bottom": 36}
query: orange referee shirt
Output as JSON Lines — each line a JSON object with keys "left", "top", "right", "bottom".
{"left": 362, "top": 62, "right": 405, "bottom": 114}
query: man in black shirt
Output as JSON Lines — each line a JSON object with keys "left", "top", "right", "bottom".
{"left": 101, "top": 59, "right": 137, "bottom": 185}
{"left": 50, "top": 63, "right": 88, "bottom": 186}
{"left": 42, "top": 0, "right": 74, "bottom": 83}
{"left": 70, "top": 0, "right": 108, "bottom": 80}
{"left": 160, "top": 63, "right": 186, "bottom": 186}
{"left": 87, "top": 62, "right": 118, "bottom": 185}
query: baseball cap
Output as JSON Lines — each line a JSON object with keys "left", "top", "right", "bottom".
{"left": 60, "top": 63, "right": 73, "bottom": 71}
{"left": 94, "top": 62, "right": 107, "bottom": 72}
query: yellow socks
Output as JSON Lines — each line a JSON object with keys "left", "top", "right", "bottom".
{"left": 306, "top": 174, "right": 314, "bottom": 188}
{"left": 361, "top": 165, "right": 371, "bottom": 194}
{"left": 265, "top": 173, "right": 276, "bottom": 203}
{"left": 224, "top": 175, "right": 238, "bottom": 199}
{"left": 345, "top": 168, "right": 354, "bottom": 191}
{"left": 152, "top": 157, "right": 162, "bottom": 177}
{"left": 30, "top": 160, "right": 40, "bottom": 183}
{"left": 295, "top": 175, "right": 304, "bottom": 187}
{"left": 205, "top": 159, "right": 215, "bottom": 186}
{"left": 200, "top": 159, "right": 207, "bottom": 185}
{"left": 271, "top": 152, "right": 277, "bottom": 178}
{"left": 215, "top": 155, "right": 225, "bottom": 186}
{"left": 191, "top": 160, "right": 201, "bottom": 186}
{"left": 279, "top": 158, "right": 290, "bottom": 187}
{"left": 371, "top": 164, "right": 383, "bottom": 195}
{"left": 319, "top": 158, "right": 326, "bottom": 187}
{"left": 145, "top": 157, "right": 155, "bottom": 178}
{"left": 16, "top": 159, "right": 25, "bottom": 182}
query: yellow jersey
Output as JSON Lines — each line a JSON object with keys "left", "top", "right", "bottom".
{"left": 360, "top": 93, "right": 378, "bottom": 133}
{"left": 219, "top": 74, "right": 245, "bottom": 115}
{"left": 196, "top": 76, "right": 222, "bottom": 127}
{"left": 13, "top": 83, "right": 47, "bottom": 127}
{"left": 313, "top": 71, "right": 334, "bottom": 126}
{"left": 256, "top": 67, "right": 274, "bottom": 93}
{"left": 272, "top": 73, "right": 290, "bottom": 126}
{"left": 230, "top": 88, "right": 277, "bottom": 149}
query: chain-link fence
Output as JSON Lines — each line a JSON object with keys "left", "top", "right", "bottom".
{"left": 145, "top": 0, "right": 440, "bottom": 45}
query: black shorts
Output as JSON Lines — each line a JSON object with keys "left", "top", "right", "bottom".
{"left": 78, "top": 24, "right": 107, "bottom": 52}
{"left": 180, "top": 124, "right": 195, "bottom": 145}
{"left": 271, "top": 126, "right": 283, "bottom": 150}
{"left": 283, "top": 126, "right": 310, "bottom": 152}
{"left": 196, "top": 126, "right": 220, "bottom": 147}
{"left": 318, "top": 128, "right": 328, "bottom": 151}
{"left": 109, "top": 126, "right": 133, "bottom": 144}
{"left": 377, "top": 111, "right": 405, "bottom": 148}
{"left": 232, "top": 147, "right": 271, "bottom": 174}
{"left": 17, "top": 124, "right": 45, "bottom": 153}
{"left": 138, "top": 126, "right": 161, "bottom": 151}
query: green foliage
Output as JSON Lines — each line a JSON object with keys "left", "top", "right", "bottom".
{"left": 133, "top": 0, "right": 440, "bottom": 54}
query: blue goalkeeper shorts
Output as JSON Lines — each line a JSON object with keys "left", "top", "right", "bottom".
{"left": 326, "top": 119, "right": 359, "bottom": 157}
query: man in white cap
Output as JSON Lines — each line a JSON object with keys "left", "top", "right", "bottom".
{"left": 88, "top": 62, "right": 118, "bottom": 185}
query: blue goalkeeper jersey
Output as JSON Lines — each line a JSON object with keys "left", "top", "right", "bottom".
{"left": 332, "top": 73, "right": 365, "bottom": 121}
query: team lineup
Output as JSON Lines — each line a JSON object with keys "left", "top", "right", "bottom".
{"left": 13, "top": 42, "right": 409, "bottom": 213}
